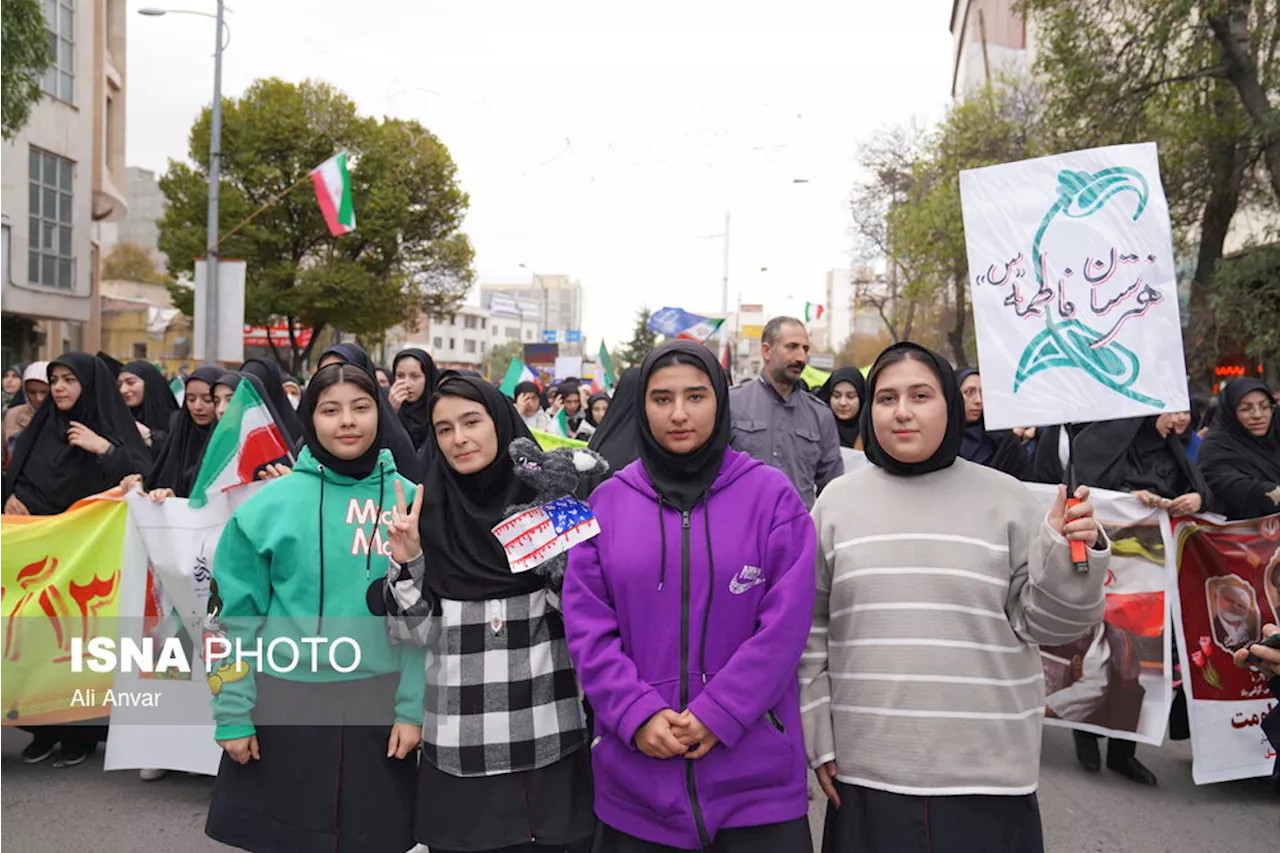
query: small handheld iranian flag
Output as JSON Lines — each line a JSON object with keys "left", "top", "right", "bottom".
{"left": 591, "top": 341, "right": 615, "bottom": 394}
{"left": 189, "top": 379, "right": 292, "bottom": 508}
{"left": 804, "top": 302, "right": 825, "bottom": 323}
{"left": 311, "top": 152, "right": 356, "bottom": 236}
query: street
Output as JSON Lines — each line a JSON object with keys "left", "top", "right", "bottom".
{"left": 1, "top": 726, "right": 1275, "bottom": 852}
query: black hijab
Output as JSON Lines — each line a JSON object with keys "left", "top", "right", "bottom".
{"left": 317, "top": 343, "right": 420, "bottom": 479}
{"left": 143, "top": 366, "right": 223, "bottom": 496}
{"left": 588, "top": 367, "right": 642, "bottom": 475}
{"left": 239, "top": 358, "right": 303, "bottom": 445}
{"left": 121, "top": 360, "right": 179, "bottom": 432}
{"left": 585, "top": 392, "right": 611, "bottom": 428}
{"left": 1032, "top": 419, "right": 1145, "bottom": 489}
{"left": 637, "top": 341, "right": 731, "bottom": 511}
{"left": 3, "top": 353, "right": 152, "bottom": 514}
{"left": 1199, "top": 379, "right": 1280, "bottom": 484}
{"left": 817, "top": 366, "right": 867, "bottom": 450}
{"left": 298, "top": 363, "right": 385, "bottom": 480}
{"left": 1120, "top": 416, "right": 1211, "bottom": 502}
{"left": 955, "top": 368, "right": 998, "bottom": 466}
{"left": 859, "top": 343, "right": 964, "bottom": 477}
{"left": 417, "top": 373, "right": 539, "bottom": 602}
{"left": 392, "top": 349, "right": 440, "bottom": 451}
{"left": 214, "top": 371, "right": 241, "bottom": 394}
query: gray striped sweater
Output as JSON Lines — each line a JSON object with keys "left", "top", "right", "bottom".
{"left": 800, "top": 459, "right": 1109, "bottom": 796}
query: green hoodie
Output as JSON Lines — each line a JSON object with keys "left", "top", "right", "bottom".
{"left": 210, "top": 447, "right": 426, "bottom": 741}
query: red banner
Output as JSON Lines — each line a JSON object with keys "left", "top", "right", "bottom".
{"left": 243, "top": 321, "right": 313, "bottom": 348}
{"left": 1173, "top": 513, "right": 1280, "bottom": 783}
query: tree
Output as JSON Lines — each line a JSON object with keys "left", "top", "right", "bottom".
{"left": 1017, "top": 0, "right": 1280, "bottom": 387}
{"left": 618, "top": 308, "right": 658, "bottom": 367}
{"left": 102, "top": 242, "right": 166, "bottom": 284}
{"left": 1210, "top": 242, "right": 1280, "bottom": 381}
{"left": 484, "top": 340, "right": 524, "bottom": 383}
{"left": 2, "top": 0, "right": 52, "bottom": 140}
{"left": 157, "top": 78, "right": 475, "bottom": 374}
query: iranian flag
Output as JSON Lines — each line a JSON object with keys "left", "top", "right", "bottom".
{"left": 311, "top": 152, "right": 356, "bottom": 236}
{"left": 499, "top": 356, "right": 539, "bottom": 399}
{"left": 189, "top": 379, "right": 291, "bottom": 508}
{"left": 804, "top": 302, "right": 825, "bottom": 323}
{"left": 674, "top": 317, "right": 724, "bottom": 343}
{"left": 591, "top": 341, "right": 615, "bottom": 394}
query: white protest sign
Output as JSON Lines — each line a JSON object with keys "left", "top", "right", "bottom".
{"left": 959, "top": 143, "right": 1188, "bottom": 430}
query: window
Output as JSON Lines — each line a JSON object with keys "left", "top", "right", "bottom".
{"left": 464, "top": 339, "right": 476, "bottom": 354}
{"left": 432, "top": 336, "right": 443, "bottom": 349}
{"left": 463, "top": 315, "right": 478, "bottom": 330}
{"left": 132, "top": 342, "right": 147, "bottom": 359}
{"left": 480, "top": 341, "right": 486, "bottom": 354}
{"left": 505, "top": 327, "right": 520, "bottom": 340}
{"left": 449, "top": 338, "right": 455, "bottom": 350}
{"left": 42, "top": 0, "right": 76, "bottom": 103}
{"left": 525, "top": 329, "right": 533, "bottom": 341}
{"left": 28, "top": 148, "right": 74, "bottom": 289}
{"left": 481, "top": 318, "right": 487, "bottom": 329}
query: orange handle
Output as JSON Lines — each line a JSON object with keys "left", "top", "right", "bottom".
{"left": 1066, "top": 496, "right": 1089, "bottom": 571}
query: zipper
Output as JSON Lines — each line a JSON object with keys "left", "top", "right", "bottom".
{"left": 767, "top": 710, "right": 785, "bottom": 733}
{"left": 680, "top": 509, "right": 711, "bottom": 848}
{"left": 317, "top": 464, "right": 326, "bottom": 633}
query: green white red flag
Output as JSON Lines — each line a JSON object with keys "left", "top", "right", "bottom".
{"left": 188, "top": 379, "right": 291, "bottom": 508}
{"left": 311, "top": 152, "right": 356, "bottom": 236}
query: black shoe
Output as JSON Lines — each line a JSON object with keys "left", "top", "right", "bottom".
{"left": 20, "top": 737, "right": 57, "bottom": 764}
{"left": 51, "top": 742, "right": 95, "bottom": 769}
{"left": 1073, "top": 731, "right": 1101, "bottom": 774}
{"left": 1107, "top": 755, "right": 1158, "bottom": 786}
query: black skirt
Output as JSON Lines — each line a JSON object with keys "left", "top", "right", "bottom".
{"left": 416, "top": 744, "right": 595, "bottom": 852}
{"left": 594, "top": 817, "right": 811, "bottom": 853}
{"left": 821, "top": 781, "right": 1043, "bottom": 853}
{"left": 205, "top": 673, "right": 416, "bottom": 853}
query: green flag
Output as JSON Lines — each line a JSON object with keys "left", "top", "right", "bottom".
{"left": 597, "top": 341, "right": 615, "bottom": 392}
{"left": 499, "top": 357, "right": 535, "bottom": 399}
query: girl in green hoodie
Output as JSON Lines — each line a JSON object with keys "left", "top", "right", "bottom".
{"left": 205, "top": 362, "right": 425, "bottom": 853}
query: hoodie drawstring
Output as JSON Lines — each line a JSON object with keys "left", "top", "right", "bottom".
{"left": 699, "top": 494, "right": 714, "bottom": 685}
{"left": 317, "top": 465, "right": 326, "bottom": 633}
{"left": 366, "top": 461, "right": 386, "bottom": 580}
{"left": 656, "top": 495, "right": 668, "bottom": 591}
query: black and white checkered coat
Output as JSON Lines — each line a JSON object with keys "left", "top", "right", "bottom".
{"left": 385, "top": 553, "right": 587, "bottom": 777}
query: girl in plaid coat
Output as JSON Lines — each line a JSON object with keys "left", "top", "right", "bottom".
{"left": 385, "top": 373, "right": 595, "bottom": 853}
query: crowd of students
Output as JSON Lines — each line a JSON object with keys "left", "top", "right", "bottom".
{"left": 1, "top": 324, "right": 1278, "bottom": 852}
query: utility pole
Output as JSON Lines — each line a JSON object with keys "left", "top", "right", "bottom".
{"left": 203, "top": 0, "right": 226, "bottom": 361}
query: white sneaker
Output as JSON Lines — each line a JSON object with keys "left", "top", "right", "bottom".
{"left": 139, "top": 768, "right": 168, "bottom": 781}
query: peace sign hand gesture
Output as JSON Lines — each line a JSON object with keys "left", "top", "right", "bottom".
{"left": 388, "top": 480, "right": 424, "bottom": 564}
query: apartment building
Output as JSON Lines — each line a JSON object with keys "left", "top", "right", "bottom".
{"left": 1, "top": 0, "right": 128, "bottom": 366}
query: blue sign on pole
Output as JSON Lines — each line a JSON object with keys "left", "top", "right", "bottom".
{"left": 542, "top": 330, "right": 559, "bottom": 343}
{"left": 566, "top": 330, "right": 582, "bottom": 343}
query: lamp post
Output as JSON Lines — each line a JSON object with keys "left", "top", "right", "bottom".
{"left": 519, "top": 263, "right": 549, "bottom": 343}
{"left": 139, "top": 3, "right": 227, "bottom": 362}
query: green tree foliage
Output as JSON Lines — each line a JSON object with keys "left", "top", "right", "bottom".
{"left": 619, "top": 308, "right": 658, "bottom": 367}
{"left": 1017, "top": 0, "right": 1280, "bottom": 385}
{"left": 2, "top": 0, "right": 52, "bottom": 139}
{"left": 485, "top": 340, "right": 524, "bottom": 383}
{"left": 103, "top": 242, "right": 166, "bottom": 284}
{"left": 852, "top": 84, "right": 1040, "bottom": 366}
{"left": 1210, "top": 243, "right": 1280, "bottom": 375}
{"left": 157, "top": 78, "right": 475, "bottom": 373}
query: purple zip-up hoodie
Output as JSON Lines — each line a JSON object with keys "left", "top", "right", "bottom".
{"left": 564, "top": 447, "right": 816, "bottom": 849}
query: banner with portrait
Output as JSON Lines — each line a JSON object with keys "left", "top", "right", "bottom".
{"left": 1171, "top": 513, "right": 1280, "bottom": 784}
{"left": 959, "top": 143, "right": 1189, "bottom": 430}
{"left": 1026, "top": 485, "right": 1174, "bottom": 745}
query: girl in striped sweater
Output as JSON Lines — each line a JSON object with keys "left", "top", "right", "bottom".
{"left": 802, "top": 343, "right": 1110, "bottom": 853}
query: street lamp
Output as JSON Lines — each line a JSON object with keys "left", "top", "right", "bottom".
{"left": 519, "top": 263, "right": 550, "bottom": 343}
{"left": 139, "top": 3, "right": 228, "bottom": 362}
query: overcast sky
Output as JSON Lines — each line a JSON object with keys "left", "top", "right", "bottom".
{"left": 126, "top": 0, "right": 955, "bottom": 349}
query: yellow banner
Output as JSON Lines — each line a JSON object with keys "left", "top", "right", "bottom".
{"left": 740, "top": 324, "right": 765, "bottom": 339}
{"left": 532, "top": 429, "right": 588, "bottom": 451}
{"left": 1, "top": 494, "right": 127, "bottom": 725}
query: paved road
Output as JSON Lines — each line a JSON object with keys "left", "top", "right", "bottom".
{"left": 2, "top": 726, "right": 1275, "bottom": 851}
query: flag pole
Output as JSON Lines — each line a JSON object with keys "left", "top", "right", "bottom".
{"left": 216, "top": 170, "right": 318, "bottom": 246}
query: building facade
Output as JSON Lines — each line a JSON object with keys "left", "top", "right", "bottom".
{"left": 397, "top": 305, "right": 490, "bottom": 372}
{"left": 484, "top": 292, "right": 542, "bottom": 348}
{"left": 1, "top": 0, "right": 128, "bottom": 366}
{"left": 99, "top": 165, "right": 166, "bottom": 269}
{"left": 949, "top": 0, "right": 1029, "bottom": 98}
{"left": 481, "top": 274, "right": 584, "bottom": 355}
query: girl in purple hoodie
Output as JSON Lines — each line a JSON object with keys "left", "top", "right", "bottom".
{"left": 564, "top": 340, "right": 817, "bottom": 853}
